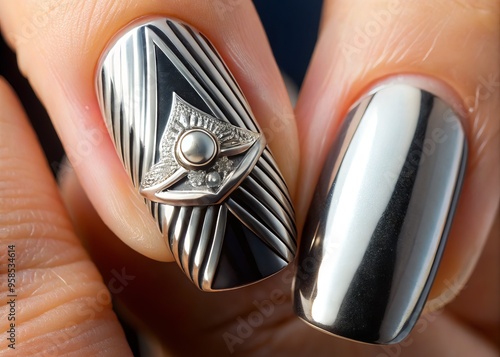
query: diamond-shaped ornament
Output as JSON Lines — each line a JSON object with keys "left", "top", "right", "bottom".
{"left": 140, "top": 93, "right": 264, "bottom": 206}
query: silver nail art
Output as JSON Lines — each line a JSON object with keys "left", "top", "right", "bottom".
{"left": 96, "top": 18, "right": 296, "bottom": 291}
{"left": 293, "top": 84, "right": 466, "bottom": 344}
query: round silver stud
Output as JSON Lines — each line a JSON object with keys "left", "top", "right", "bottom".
{"left": 206, "top": 171, "right": 222, "bottom": 188}
{"left": 177, "top": 129, "right": 218, "bottom": 168}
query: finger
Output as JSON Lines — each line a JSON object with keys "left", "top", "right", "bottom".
{"left": 0, "top": 78, "right": 130, "bottom": 355}
{"left": 60, "top": 166, "right": 296, "bottom": 354}
{"left": 447, "top": 212, "right": 499, "bottom": 345}
{"left": 62, "top": 166, "right": 499, "bottom": 355}
{"left": 0, "top": 1, "right": 298, "bottom": 262}
{"left": 294, "top": 0, "right": 499, "bottom": 343}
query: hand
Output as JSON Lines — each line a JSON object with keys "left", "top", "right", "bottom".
{"left": 0, "top": 1, "right": 498, "bottom": 355}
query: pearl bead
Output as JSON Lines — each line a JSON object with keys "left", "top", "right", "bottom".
{"left": 206, "top": 171, "right": 222, "bottom": 188}
{"left": 178, "top": 130, "right": 217, "bottom": 167}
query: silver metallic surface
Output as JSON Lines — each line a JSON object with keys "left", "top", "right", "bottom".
{"left": 177, "top": 129, "right": 218, "bottom": 167}
{"left": 97, "top": 18, "right": 296, "bottom": 291}
{"left": 293, "top": 85, "right": 467, "bottom": 344}
{"left": 137, "top": 93, "right": 264, "bottom": 206}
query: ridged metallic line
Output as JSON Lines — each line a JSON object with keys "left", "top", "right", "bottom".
{"left": 242, "top": 175, "right": 296, "bottom": 229}
{"left": 181, "top": 207, "right": 203, "bottom": 278}
{"left": 191, "top": 29, "right": 255, "bottom": 129}
{"left": 193, "top": 205, "right": 217, "bottom": 288}
{"left": 231, "top": 185, "right": 295, "bottom": 254}
{"left": 201, "top": 204, "right": 227, "bottom": 291}
{"left": 107, "top": 58, "right": 123, "bottom": 167}
{"left": 244, "top": 179, "right": 296, "bottom": 238}
{"left": 252, "top": 164, "right": 295, "bottom": 216}
{"left": 261, "top": 150, "right": 291, "bottom": 196}
{"left": 258, "top": 154, "right": 292, "bottom": 203}
{"left": 158, "top": 203, "right": 166, "bottom": 233}
{"left": 226, "top": 198, "right": 292, "bottom": 262}
{"left": 241, "top": 177, "right": 296, "bottom": 246}
{"left": 171, "top": 21, "right": 258, "bottom": 132}
{"left": 126, "top": 32, "right": 138, "bottom": 186}
{"left": 129, "top": 32, "right": 143, "bottom": 185}
{"left": 118, "top": 41, "right": 132, "bottom": 181}
{"left": 100, "top": 72, "right": 114, "bottom": 149}
{"left": 146, "top": 27, "right": 231, "bottom": 125}
{"left": 162, "top": 204, "right": 176, "bottom": 233}
{"left": 160, "top": 20, "right": 248, "bottom": 130}
{"left": 171, "top": 206, "right": 190, "bottom": 272}
{"left": 143, "top": 28, "right": 158, "bottom": 184}
{"left": 143, "top": 28, "right": 159, "bottom": 224}
{"left": 112, "top": 79, "right": 122, "bottom": 163}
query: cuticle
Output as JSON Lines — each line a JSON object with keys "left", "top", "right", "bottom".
{"left": 345, "top": 73, "right": 470, "bottom": 136}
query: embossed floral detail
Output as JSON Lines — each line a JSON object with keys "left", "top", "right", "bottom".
{"left": 214, "top": 156, "right": 234, "bottom": 177}
{"left": 188, "top": 170, "right": 206, "bottom": 187}
{"left": 141, "top": 159, "right": 178, "bottom": 188}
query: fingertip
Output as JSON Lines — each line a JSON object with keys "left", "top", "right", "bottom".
{"left": 0, "top": 76, "right": 20, "bottom": 114}
{"left": 59, "top": 163, "right": 174, "bottom": 262}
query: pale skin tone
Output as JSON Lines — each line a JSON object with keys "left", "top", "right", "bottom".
{"left": 0, "top": 0, "right": 498, "bottom": 355}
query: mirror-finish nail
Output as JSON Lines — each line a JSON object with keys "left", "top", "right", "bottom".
{"left": 293, "top": 84, "right": 467, "bottom": 344}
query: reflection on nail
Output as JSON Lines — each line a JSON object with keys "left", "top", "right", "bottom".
{"left": 96, "top": 18, "right": 296, "bottom": 291}
{"left": 293, "top": 84, "right": 466, "bottom": 344}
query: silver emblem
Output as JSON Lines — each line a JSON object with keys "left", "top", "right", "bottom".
{"left": 140, "top": 93, "right": 264, "bottom": 206}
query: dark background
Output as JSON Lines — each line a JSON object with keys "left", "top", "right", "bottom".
{"left": 0, "top": 0, "right": 322, "bottom": 354}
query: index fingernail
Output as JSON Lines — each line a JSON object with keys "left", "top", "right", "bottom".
{"left": 96, "top": 17, "right": 296, "bottom": 291}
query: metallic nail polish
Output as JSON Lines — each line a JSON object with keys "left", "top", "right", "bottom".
{"left": 293, "top": 84, "right": 467, "bottom": 344}
{"left": 96, "top": 18, "right": 296, "bottom": 291}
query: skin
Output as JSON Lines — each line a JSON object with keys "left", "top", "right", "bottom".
{"left": 0, "top": 0, "right": 498, "bottom": 355}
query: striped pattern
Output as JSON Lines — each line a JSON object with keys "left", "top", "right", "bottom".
{"left": 97, "top": 18, "right": 296, "bottom": 290}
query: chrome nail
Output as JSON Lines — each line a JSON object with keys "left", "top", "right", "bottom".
{"left": 293, "top": 84, "right": 466, "bottom": 344}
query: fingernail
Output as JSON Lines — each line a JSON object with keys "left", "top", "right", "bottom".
{"left": 293, "top": 84, "right": 466, "bottom": 344}
{"left": 96, "top": 17, "right": 296, "bottom": 291}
